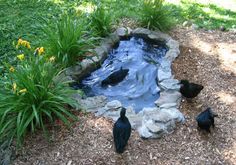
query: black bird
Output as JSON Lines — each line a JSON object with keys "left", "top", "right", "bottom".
{"left": 179, "top": 80, "right": 204, "bottom": 99}
{"left": 113, "top": 107, "right": 131, "bottom": 153}
{"left": 196, "top": 107, "right": 218, "bottom": 133}
{"left": 101, "top": 67, "right": 129, "bottom": 87}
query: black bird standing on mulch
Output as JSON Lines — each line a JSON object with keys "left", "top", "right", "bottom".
{"left": 101, "top": 67, "right": 129, "bottom": 87}
{"left": 179, "top": 79, "right": 204, "bottom": 99}
{"left": 113, "top": 107, "right": 131, "bottom": 153}
{"left": 196, "top": 107, "right": 218, "bottom": 133}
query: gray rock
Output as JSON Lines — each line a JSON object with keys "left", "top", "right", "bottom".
{"left": 105, "top": 100, "right": 122, "bottom": 109}
{"left": 150, "top": 31, "right": 171, "bottom": 41}
{"left": 145, "top": 120, "right": 164, "bottom": 134}
{"left": 159, "top": 103, "right": 178, "bottom": 109}
{"left": 95, "top": 46, "right": 107, "bottom": 57}
{"left": 80, "top": 96, "right": 107, "bottom": 112}
{"left": 148, "top": 110, "right": 174, "bottom": 123}
{"left": 147, "top": 34, "right": 167, "bottom": 42}
{"left": 138, "top": 124, "right": 155, "bottom": 139}
{"left": 157, "top": 66, "right": 172, "bottom": 82}
{"left": 126, "top": 107, "right": 143, "bottom": 129}
{"left": 164, "top": 49, "right": 180, "bottom": 62}
{"left": 155, "top": 91, "right": 181, "bottom": 107}
{"left": 159, "top": 59, "right": 171, "bottom": 71}
{"left": 80, "top": 59, "right": 93, "bottom": 70}
{"left": 191, "top": 24, "right": 199, "bottom": 30}
{"left": 132, "top": 28, "right": 151, "bottom": 36}
{"left": 183, "top": 20, "right": 192, "bottom": 27}
{"left": 159, "top": 78, "right": 180, "bottom": 90}
{"left": 137, "top": 105, "right": 183, "bottom": 138}
{"left": 166, "top": 39, "right": 179, "bottom": 50}
{"left": 160, "top": 108, "right": 185, "bottom": 123}
{"left": 107, "top": 33, "right": 120, "bottom": 44}
{"left": 116, "top": 27, "right": 132, "bottom": 37}
{"left": 95, "top": 107, "right": 108, "bottom": 116}
{"left": 103, "top": 110, "right": 120, "bottom": 121}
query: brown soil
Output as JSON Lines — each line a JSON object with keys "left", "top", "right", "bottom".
{"left": 13, "top": 27, "right": 236, "bottom": 165}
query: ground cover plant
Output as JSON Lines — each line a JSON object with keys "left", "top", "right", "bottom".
{"left": 139, "top": 0, "right": 175, "bottom": 31}
{"left": 0, "top": 39, "right": 79, "bottom": 147}
{"left": 89, "top": 3, "right": 112, "bottom": 37}
{"left": 42, "top": 14, "right": 95, "bottom": 67}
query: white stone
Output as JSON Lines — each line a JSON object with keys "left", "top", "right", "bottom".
{"left": 132, "top": 28, "right": 151, "bottom": 35}
{"left": 138, "top": 125, "right": 154, "bottom": 139}
{"left": 80, "top": 96, "right": 107, "bottom": 112}
{"left": 164, "top": 49, "right": 180, "bottom": 62}
{"left": 160, "top": 108, "right": 185, "bottom": 123}
{"left": 105, "top": 100, "right": 122, "bottom": 109}
{"left": 158, "top": 67, "right": 172, "bottom": 81}
{"left": 191, "top": 24, "right": 199, "bottom": 30}
{"left": 155, "top": 91, "right": 182, "bottom": 107}
{"left": 166, "top": 39, "right": 179, "bottom": 50}
{"left": 145, "top": 120, "right": 164, "bottom": 134}
{"left": 116, "top": 27, "right": 132, "bottom": 37}
{"left": 81, "top": 59, "right": 93, "bottom": 70}
{"left": 159, "top": 78, "right": 180, "bottom": 90}
{"left": 182, "top": 20, "right": 192, "bottom": 27}
{"left": 159, "top": 103, "right": 178, "bottom": 109}
{"left": 126, "top": 113, "right": 143, "bottom": 129}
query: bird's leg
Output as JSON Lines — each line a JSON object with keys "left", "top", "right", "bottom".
{"left": 211, "top": 118, "right": 215, "bottom": 128}
{"left": 186, "top": 98, "right": 193, "bottom": 103}
{"left": 212, "top": 123, "right": 215, "bottom": 128}
{"left": 206, "top": 128, "right": 211, "bottom": 133}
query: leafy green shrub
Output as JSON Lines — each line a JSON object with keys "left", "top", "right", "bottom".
{"left": 139, "top": 0, "right": 175, "bottom": 31}
{"left": 89, "top": 4, "right": 112, "bottom": 37}
{"left": 42, "top": 14, "right": 94, "bottom": 67}
{"left": 0, "top": 41, "right": 79, "bottom": 146}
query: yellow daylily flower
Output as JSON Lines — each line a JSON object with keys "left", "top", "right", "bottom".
{"left": 17, "top": 54, "right": 25, "bottom": 61}
{"left": 16, "top": 38, "right": 23, "bottom": 48}
{"left": 35, "top": 47, "right": 45, "bottom": 55}
{"left": 25, "top": 42, "right": 31, "bottom": 49}
{"left": 49, "top": 56, "right": 55, "bottom": 62}
{"left": 38, "top": 47, "right": 44, "bottom": 55}
{"left": 16, "top": 39, "right": 31, "bottom": 49}
{"left": 12, "top": 83, "right": 17, "bottom": 93}
{"left": 19, "top": 88, "right": 27, "bottom": 94}
{"left": 9, "top": 66, "right": 15, "bottom": 72}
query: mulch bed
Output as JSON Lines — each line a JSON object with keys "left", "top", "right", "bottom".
{"left": 12, "top": 27, "right": 236, "bottom": 165}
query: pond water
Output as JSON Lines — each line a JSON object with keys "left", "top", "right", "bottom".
{"left": 81, "top": 37, "right": 168, "bottom": 113}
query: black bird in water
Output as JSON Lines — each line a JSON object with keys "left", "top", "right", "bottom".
{"left": 179, "top": 80, "right": 204, "bottom": 99}
{"left": 101, "top": 67, "right": 129, "bottom": 87}
{"left": 113, "top": 107, "right": 131, "bottom": 153}
{"left": 196, "top": 107, "right": 218, "bottom": 133}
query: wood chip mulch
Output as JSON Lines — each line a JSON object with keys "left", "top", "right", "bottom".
{"left": 12, "top": 27, "right": 236, "bottom": 165}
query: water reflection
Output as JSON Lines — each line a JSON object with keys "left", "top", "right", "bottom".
{"left": 81, "top": 37, "right": 168, "bottom": 113}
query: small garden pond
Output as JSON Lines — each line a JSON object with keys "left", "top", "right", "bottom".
{"left": 81, "top": 37, "right": 168, "bottom": 113}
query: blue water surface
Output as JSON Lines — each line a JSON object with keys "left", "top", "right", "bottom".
{"left": 82, "top": 37, "right": 168, "bottom": 113}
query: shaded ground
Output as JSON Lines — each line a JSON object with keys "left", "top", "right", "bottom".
{"left": 12, "top": 27, "right": 236, "bottom": 165}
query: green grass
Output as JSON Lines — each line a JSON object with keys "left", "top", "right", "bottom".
{"left": 0, "top": 0, "right": 79, "bottom": 68}
{"left": 166, "top": 0, "right": 236, "bottom": 30}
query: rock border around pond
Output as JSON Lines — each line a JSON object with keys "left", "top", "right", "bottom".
{"left": 65, "top": 27, "right": 184, "bottom": 139}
